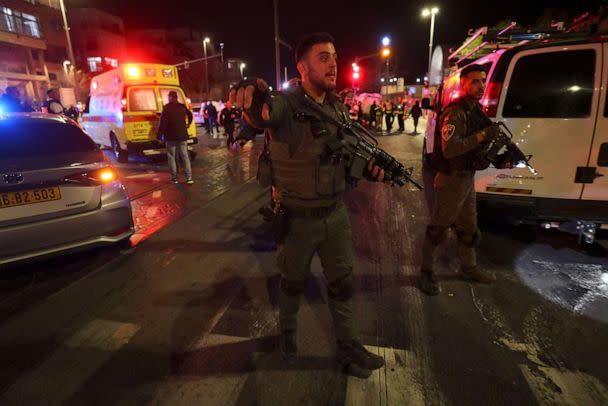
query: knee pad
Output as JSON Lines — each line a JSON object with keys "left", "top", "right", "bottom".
{"left": 280, "top": 278, "right": 306, "bottom": 297}
{"left": 327, "top": 271, "right": 354, "bottom": 301}
{"left": 457, "top": 229, "right": 481, "bottom": 247}
{"left": 426, "top": 226, "right": 447, "bottom": 245}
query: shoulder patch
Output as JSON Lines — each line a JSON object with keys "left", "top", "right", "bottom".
{"left": 442, "top": 124, "right": 456, "bottom": 142}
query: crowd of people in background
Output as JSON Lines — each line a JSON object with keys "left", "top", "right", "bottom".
{"left": 0, "top": 86, "right": 81, "bottom": 120}
{"left": 348, "top": 97, "right": 424, "bottom": 135}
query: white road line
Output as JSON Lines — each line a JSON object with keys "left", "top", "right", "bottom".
{"left": 1, "top": 319, "right": 140, "bottom": 405}
{"left": 152, "top": 334, "right": 254, "bottom": 406}
{"left": 520, "top": 364, "right": 608, "bottom": 406}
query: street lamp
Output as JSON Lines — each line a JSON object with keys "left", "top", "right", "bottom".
{"left": 422, "top": 6, "right": 439, "bottom": 84}
{"left": 203, "top": 37, "right": 210, "bottom": 95}
{"left": 382, "top": 36, "right": 391, "bottom": 47}
{"left": 240, "top": 63, "right": 246, "bottom": 79}
{"left": 381, "top": 45, "right": 391, "bottom": 95}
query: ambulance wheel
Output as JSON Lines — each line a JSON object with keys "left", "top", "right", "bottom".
{"left": 110, "top": 134, "right": 128, "bottom": 163}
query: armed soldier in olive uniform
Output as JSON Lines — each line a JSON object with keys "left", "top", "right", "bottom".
{"left": 231, "top": 33, "right": 386, "bottom": 378}
{"left": 420, "top": 64, "right": 510, "bottom": 296}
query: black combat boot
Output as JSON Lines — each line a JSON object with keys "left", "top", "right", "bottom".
{"left": 419, "top": 269, "right": 441, "bottom": 296}
{"left": 337, "top": 340, "right": 385, "bottom": 378}
{"left": 279, "top": 329, "right": 297, "bottom": 364}
{"left": 461, "top": 266, "right": 496, "bottom": 284}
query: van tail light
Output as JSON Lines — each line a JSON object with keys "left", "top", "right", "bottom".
{"left": 480, "top": 81, "right": 503, "bottom": 118}
{"left": 65, "top": 167, "right": 118, "bottom": 185}
{"left": 121, "top": 98, "right": 127, "bottom": 112}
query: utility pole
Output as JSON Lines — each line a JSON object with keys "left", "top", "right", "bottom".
{"left": 59, "top": 0, "right": 78, "bottom": 98}
{"left": 203, "top": 38, "right": 210, "bottom": 96}
{"left": 273, "top": 0, "right": 281, "bottom": 90}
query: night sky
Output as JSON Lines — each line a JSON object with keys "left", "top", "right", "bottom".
{"left": 72, "top": 0, "right": 603, "bottom": 89}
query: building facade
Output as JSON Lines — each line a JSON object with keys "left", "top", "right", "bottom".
{"left": 0, "top": 0, "right": 71, "bottom": 104}
{"left": 68, "top": 8, "right": 126, "bottom": 75}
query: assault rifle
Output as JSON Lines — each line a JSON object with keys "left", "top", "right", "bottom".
{"left": 468, "top": 104, "right": 537, "bottom": 175}
{"left": 483, "top": 122, "right": 538, "bottom": 176}
{"left": 301, "top": 94, "right": 423, "bottom": 190}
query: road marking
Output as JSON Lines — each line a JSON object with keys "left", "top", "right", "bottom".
{"left": 153, "top": 334, "right": 254, "bottom": 406}
{"left": 345, "top": 346, "right": 425, "bottom": 406}
{"left": 520, "top": 365, "right": 608, "bottom": 405}
{"left": 1, "top": 319, "right": 140, "bottom": 405}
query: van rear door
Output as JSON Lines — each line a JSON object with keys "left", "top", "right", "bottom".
{"left": 125, "top": 86, "right": 161, "bottom": 143}
{"left": 580, "top": 43, "right": 608, "bottom": 202}
{"left": 489, "top": 44, "right": 602, "bottom": 200}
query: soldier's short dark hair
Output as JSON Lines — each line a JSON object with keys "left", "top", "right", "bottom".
{"left": 295, "top": 32, "right": 335, "bottom": 62}
{"left": 460, "top": 64, "right": 486, "bottom": 78}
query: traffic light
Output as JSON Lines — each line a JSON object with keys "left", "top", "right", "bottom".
{"left": 352, "top": 62, "right": 360, "bottom": 80}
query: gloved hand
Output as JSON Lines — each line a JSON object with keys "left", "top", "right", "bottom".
{"left": 481, "top": 123, "right": 501, "bottom": 142}
{"left": 228, "top": 78, "right": 271, "bottom": 129}
{"left": 367, "top": 159, "right": 392, "bottom": 183}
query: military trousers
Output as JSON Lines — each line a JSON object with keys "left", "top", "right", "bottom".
{"left": 276, "top": 201, "right": 356, "bottom": 341}
{"left": 422, "top": 172, "right": 479, "bottom": 273}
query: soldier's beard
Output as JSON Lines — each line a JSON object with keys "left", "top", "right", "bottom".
{"left": 310, "top": 75, "right": 336, "bottom": 93}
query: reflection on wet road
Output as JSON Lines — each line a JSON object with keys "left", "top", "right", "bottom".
{"left": 0, "top": 127, "right": 606, "bottom": 405}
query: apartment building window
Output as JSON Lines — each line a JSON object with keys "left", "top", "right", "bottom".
{"left": 87, "top": 57, "right": 102, "bottom": 72}
{"left": 104, "top": 57, "right": 118, "bottom": 68}
{"left": 1, "top": 7, "right": 42, "bottom": 38}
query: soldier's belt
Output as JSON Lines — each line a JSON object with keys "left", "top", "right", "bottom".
{"left": 285, "top": 203, "right": 338, "bottom": 218}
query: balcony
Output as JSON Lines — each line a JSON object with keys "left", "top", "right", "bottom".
{"left": 0, "top": 6, "right": 46, "bottom": 49}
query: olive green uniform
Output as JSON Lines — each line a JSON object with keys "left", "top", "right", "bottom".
{"left": 265, "top": 87, "right": 357, "bottom": 341}
{"left": 422, "top": 97, "right": 487, "bottom": 273}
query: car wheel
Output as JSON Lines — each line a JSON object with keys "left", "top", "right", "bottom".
{"left": 115, "top": 236, "right": 133, "bottom": 251}
{"left": 110, "top": 133, "right": 129, "bottom": 163}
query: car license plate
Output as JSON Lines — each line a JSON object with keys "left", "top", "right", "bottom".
{"left": 0, "top": 187, "right": 62, "bottom": 209}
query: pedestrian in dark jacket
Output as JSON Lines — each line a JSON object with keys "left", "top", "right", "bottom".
{"left": 205, "top": 102, "right": 219, "bottom": 137}
{"left": 220, "top": 101, "right": 238, "bottom": 147}
{"left": 411, "top": 101, "right": 423, "bottom": 134}
{"left": 157, "top": 91, "right": 194, "bottom": 184}
{"left": 368, "top": 101, "right": 377, "bottom": 129}
{"left": 42, "top": 88, "right": 65, "bottom": 115}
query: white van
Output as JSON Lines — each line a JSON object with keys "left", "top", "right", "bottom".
{"left": 82, "top": 63, "right": 197, "bottom": 163}
{"left": 424, "top": 37, "right": 608, "bottom": 242}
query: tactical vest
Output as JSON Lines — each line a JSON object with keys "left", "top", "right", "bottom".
{"left": 268, "top": 90, "right": 348, "bottom": 206}
{"left": 432, "top": 98, "right": 491, "bottom": 174}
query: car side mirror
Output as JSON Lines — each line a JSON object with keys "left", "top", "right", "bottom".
{"left": 421, "top": 98, "right": 432, "bottom": 110}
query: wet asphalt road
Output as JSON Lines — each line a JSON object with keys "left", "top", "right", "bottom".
{"left": 0, "top": 122, "right": 607, "bottom": 405}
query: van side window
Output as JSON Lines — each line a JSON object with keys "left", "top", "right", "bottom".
{"left": 129, "top": 88, "right": 157, "bottom": 112}
{"left": 503, "top": 50, "right": 595, "bottom": 118}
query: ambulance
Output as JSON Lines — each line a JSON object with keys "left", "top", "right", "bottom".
{"left": 82, "top": 63, "right": 197, "bottom": 163}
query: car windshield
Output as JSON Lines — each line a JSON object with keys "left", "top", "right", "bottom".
{"left": 0, "top": 118, "right": 99, "bottom": 160}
